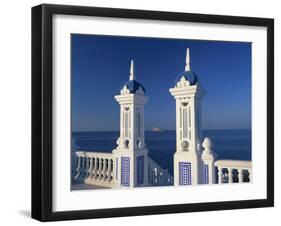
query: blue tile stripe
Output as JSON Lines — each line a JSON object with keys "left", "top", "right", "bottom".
{"left": 179, "top": 162, "right": 191, "bottom": 185}
{"left": 121, "top": 157, "right": 130, "bottom": 186}
{"left": 137, "top": 155, "right": 144, "bottom": 185}
{"left": 204, "top": 164, "right": 209, "bottom": 184}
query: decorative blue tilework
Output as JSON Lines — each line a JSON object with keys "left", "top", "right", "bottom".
{"left": 204, "top": 164, "right": 209, "bottom": 184}
{"left": 179, "top": 162, "right": 191, "bottom": 185}
{"left": 137, "top": 155, "right": 144, "bottom": 185}
{"left": 121, "top": 157, "right": 130, "bottom": 186}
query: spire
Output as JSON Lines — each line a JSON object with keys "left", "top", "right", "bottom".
{"left": 129, "top": 60, "right": 135, "bottom": 81}
{"left": 185, "top": 48, "right": 191, "bottom": 72}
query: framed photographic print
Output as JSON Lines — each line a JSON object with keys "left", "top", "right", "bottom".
{"left": 31, "top": 4, "right": 274, "bottom": 221}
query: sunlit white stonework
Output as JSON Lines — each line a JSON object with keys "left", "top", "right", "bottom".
{"left": 75, "top": 60, "right": 172, "bottom": 188}
{"left": 74, "top": 49, "right": 252, "bottom": 188}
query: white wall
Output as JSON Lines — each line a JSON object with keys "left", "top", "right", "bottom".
{"left": 0, "top": 0, "right": 279, "bottom": 225}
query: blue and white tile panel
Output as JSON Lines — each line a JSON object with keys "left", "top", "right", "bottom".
{"left": 137, "top": 155, "right": 144, "bottom": 185}
{"left": 179, "top": 162, "right": 191, "bottom": 185}
{"left": 121, "top": 157, "right": 130, "bottom": 186}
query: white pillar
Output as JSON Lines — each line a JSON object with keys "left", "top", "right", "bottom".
{"left": 238, "top": 169, "right": 243, "bottom": 183}
{"left": 228, "top": 168, "right": 233, "bottom": 183}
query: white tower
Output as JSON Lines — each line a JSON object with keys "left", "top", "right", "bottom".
{"left": 169, "top": 48, "right": 205, "bottom": 185}
{"left": 113, "top": 60, "right": 149, "bottom": 187}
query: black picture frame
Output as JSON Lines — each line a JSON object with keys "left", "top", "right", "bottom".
{"left": 32, "top": 4, "right": 274, "bottom": 222}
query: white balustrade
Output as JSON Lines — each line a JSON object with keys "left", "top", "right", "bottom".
{"left": 75, "top": 151, "right": 117, "bottom": 188}
{"left": 214, "top": 160, "right": 252, "bottom": 184}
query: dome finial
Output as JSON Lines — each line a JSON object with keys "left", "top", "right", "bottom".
{"left": 185, "top": 48, "right": 191, "bottom": 72}
{"left": 129, "top": 60, "right": 135, "bottom": 81}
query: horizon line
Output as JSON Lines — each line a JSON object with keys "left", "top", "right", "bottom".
{"left": 72, "top": 128, "right": 251, "bottom": 133}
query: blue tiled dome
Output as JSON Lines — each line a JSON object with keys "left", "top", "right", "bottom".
{"left": 123, "top": 80, "right": 146, "bottom": 93}
{"left": 175, "top": 71, "right": 198, "bottom": 85}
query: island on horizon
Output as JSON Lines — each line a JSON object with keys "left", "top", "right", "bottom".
{"left": 151, "top": 127, "right": 165, "bottom": 132}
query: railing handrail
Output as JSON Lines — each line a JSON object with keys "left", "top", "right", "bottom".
{"left": 148, "top": 158, "right": 165, "bottom": 172}
{"left": 147, "top": 157, "right": 173, "bottom": 186}
{"left": 76, "top": 151, "right": 114, "bottom": 158}
{"left": 214, "top": 159, "right": 252, "bottom": 169}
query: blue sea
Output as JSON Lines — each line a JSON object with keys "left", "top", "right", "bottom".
{"left": 71, "top": 129, "right": 251, "bottom": 176}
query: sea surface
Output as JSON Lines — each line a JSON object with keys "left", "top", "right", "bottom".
{"left": 71, "top": 129, "right": 251, "bottom": 177}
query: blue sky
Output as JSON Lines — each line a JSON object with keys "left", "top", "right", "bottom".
{"left": 71, "top": 34, "right": 251, "bottom": 131}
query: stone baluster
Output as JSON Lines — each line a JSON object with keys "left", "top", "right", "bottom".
{"left": 102, "top": 158, "right": 106, "bottom": 180}
{"left": 218, "top": 167, "right": 223, "bottom": 184}
{"left": 74, "top": 156, "right": 81, "bottom": 180}
{"left": 111, "top": 158, "right": 114, "bottom": 181}
{"left": 248, "top": 169, "right": 252, "bottom": 182}
{"left": 103, "top": 159, "right": 108, "bottom": 181}
{"left": 91, "top": 158, "right": 96, "bottom": 179}
{"left": 110, "top": 159, "right": 114, "bottom": 180}
{"left": 223, "top": 172, "right": 228, "bottom": 183}
{"left": 159, "top": 172, "right": 163, "bottom": 185}
{"left": 98, "top": 158, "right": 103, "bottom": 180}
{"left": 153, "top": 168, "right": 157, "bottom": 185}
{"left": 84, "top": 157, "right": 90, "bottom": 178}
{"left": 88, "top": 157, "right": 93, "bottom": 179}
{"left": 80, "top": 156, "right": 85, "bottom": 177}
{"left": 92, "top": 158, "right": 97, "bottom": 179}
{"left": 238, "top": 169, "right": 243, "bottom": 183}
{"left": 105, "top": 159, "right": 109, "bottom": 181}
{"left": 228, "top": 168, "right": 233, "bottom": 183}
{"left": 106, "top": 158, "right": 112, "bottom": 182}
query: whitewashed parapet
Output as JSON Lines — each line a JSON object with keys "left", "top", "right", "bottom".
{"left": 147, "top": 157, "right": 173, "bottom": 186}
{"left": 214, "top": 160, "right": 252, "bottom": 184}
{"left": 75, "top": 151, "right": 118, "bottom": 188}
